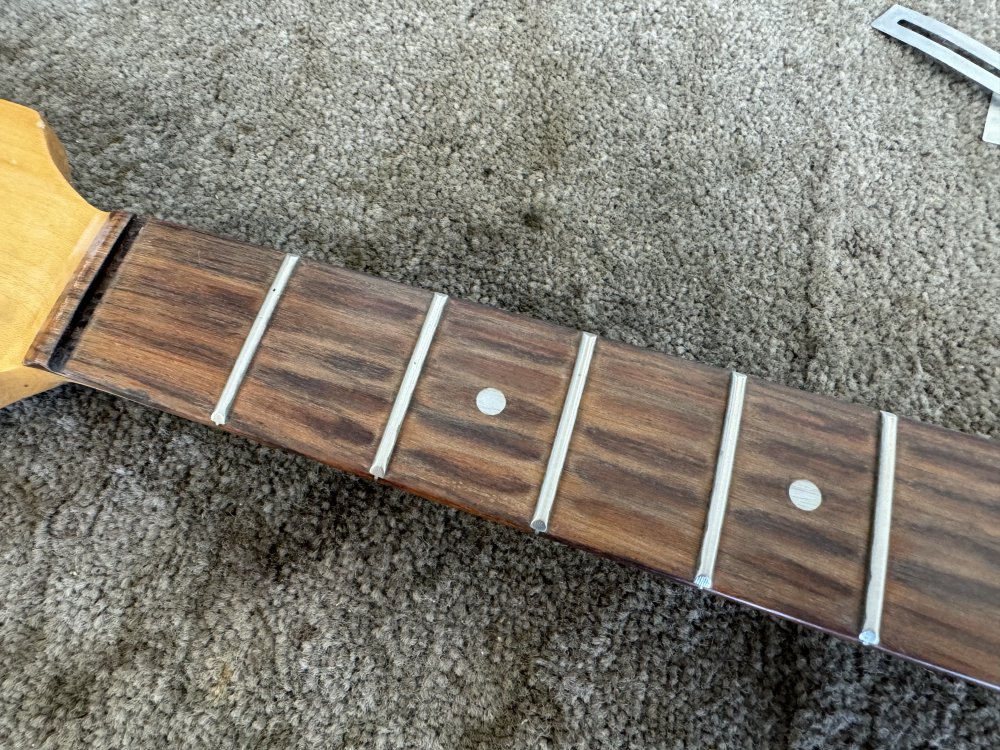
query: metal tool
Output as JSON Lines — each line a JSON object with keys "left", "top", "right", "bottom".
{"left": 873, "top": 5, "right": 1000, "bottom": 145}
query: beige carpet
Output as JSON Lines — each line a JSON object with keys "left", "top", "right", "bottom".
{"left": 2, "top": 1, "right": 999, "bottom": 746}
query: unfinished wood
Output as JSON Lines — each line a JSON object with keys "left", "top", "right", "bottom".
{"left": 225, "top": 263, "right": 431, "bottom": 477}
{"left": 0, "top": 100, "right": 111, "bottom": 407}
{"left": 548, "top": 340, "right": 729, "bottom": 580}
{"left": 712, "top": 380, "right": 880, "bottom": 637}
{"left": 881, "top": 419, "right": 1000, "bottom": 688}
{"left": 384, "top": 299, "right": 581, "bottom": 528}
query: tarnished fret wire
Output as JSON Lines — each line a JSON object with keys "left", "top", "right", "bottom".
{"left": 694, "top": 371, "right": 748, "bottom": 590}
{"left": 211, "top": 254, "right": 300, "bottom": 426}
{"left": 530, "top": 332, "right": 598, "bottom": 534}
{"left": 860, "top": 411, "right": 898, "bottom": 646}
{"left": 369, "top": 292, "right": 448, "bottom": 479}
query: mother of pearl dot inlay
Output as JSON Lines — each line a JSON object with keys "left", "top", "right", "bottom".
{"left": 788, "top": 479, "right": 822, "bottom": 511}
{"left": 476, "top": 387, "right": 506, "bottom": 416}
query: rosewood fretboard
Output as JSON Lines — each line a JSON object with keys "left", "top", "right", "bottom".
{"left": 28, "top": 215, "right": 1000, "bottom": 690}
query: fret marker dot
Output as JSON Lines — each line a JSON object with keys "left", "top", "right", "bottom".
{"left": 788, "top": 479, "right": 822, "bottom": 511}
{"left": 476, "top": 388, "right": 506, "bottom": 416}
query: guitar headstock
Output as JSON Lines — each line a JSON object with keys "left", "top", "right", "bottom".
{"left": 0, "top": 99, "right": 110, "bottom": 408}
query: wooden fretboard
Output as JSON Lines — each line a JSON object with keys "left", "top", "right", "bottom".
{"left": 28, "top": 215, "right": 1000, "bottom": 690}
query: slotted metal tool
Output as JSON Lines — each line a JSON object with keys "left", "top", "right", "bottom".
{"left": 873, "top": 5, "right": 1000, "bottom": 145}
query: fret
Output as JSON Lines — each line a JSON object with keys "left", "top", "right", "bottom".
{"left": 369, "top": 292, "right": 448, "bottom": 479}
{"left": 29, "top": 219, "right": 437, "bottom": 479}
{"left": 530, "top": 331, "right": 597, "bottom": 534}
{"left": 860, "top": 411, "right": 898, "bottom": 646}
{"left": 380, "top": 298, "right": 580, "bottom": 528}
{"left": 710, "top": 379, "right": 880, "bottom": 637}
{"left": 694, "top": 371, "right": 747, "bottom": 589}
{"left": 223, "top": 262, "right": 432, "bottom": 477}
{"left": 546, "top": 340, "right": 729, "bottom": 580}
{"left": 211, "top": 253, "right": 300, "bottom": 426}
{"left": 28, "top": 217, "right": 1000, "bottom": 690}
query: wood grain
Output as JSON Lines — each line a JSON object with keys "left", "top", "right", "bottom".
{"left": 385, "top": 299, "right": 580, "bottom": 528}
{"left": 31, "top": 217, "right": 1000, "bottom": 691}
{"left": 713, "top": 380, "right": 880, "bottom": 637}
{"left": 28, "top": 211, "right": 134, "bottom": 367}
{"left": 226, "top": 263, "right": 431, "bottom": 477}
{"left": 549, "top": 340, "right": 729, "bottom": 580}
{"left": 0, "top": 100, "right": 111, "bottom": 407}
{"left": 48, "top": 219, "right": 286, "bottom": 418}
{"left": 882, "top": 419, "right": 1000, "bottom": 688}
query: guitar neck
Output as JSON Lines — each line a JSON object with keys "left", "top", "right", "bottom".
{"left": 28, "top": 214, "right": 1000, "bottom": 690}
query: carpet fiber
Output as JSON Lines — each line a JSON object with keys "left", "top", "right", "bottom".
{"left": 2, "top": 1, "right": 1000, "bottom": 747}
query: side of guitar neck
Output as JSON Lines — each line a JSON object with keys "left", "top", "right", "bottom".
{"left": 27, "top": 214, "right": 1000, "bottom": 690}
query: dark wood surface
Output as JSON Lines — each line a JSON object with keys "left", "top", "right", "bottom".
{"left": 29, "top": 217, "right": 1000, "bottom": 691}
{"left": 386, "top": 299, "right": 580, "bottom": 528}
{"left": 713, "top": 380, "right": 880, "bottom": 637}
{"left": 549, "top": 340, "right": 729, "bottom": 581}
{"left": 36, "top": 220, "right": 286, "bottom": 418}
{"left": 227, "top": 263, "right": 431, "bottom": 478}
{"left": 883, "top": 419, "right": 1000, "bottom": 688}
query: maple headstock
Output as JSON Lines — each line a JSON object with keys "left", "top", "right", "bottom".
{"left": 0, "top": 99, "right": 110, "bottom": 408}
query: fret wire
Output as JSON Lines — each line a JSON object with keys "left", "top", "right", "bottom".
{"left": 530, "top": 331, "right": 598, "bottom": 534}
{"left": 210, "top": 253, "right": 300, "bottom": 426}
{"left": 369, "top": 292, "right": 449, "bottom": 479}
{"left": 694, "top": 371, "right": 748, "bottom": 589}
{"left": 860, "top": 410, "right": 898, "bottom": 646}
